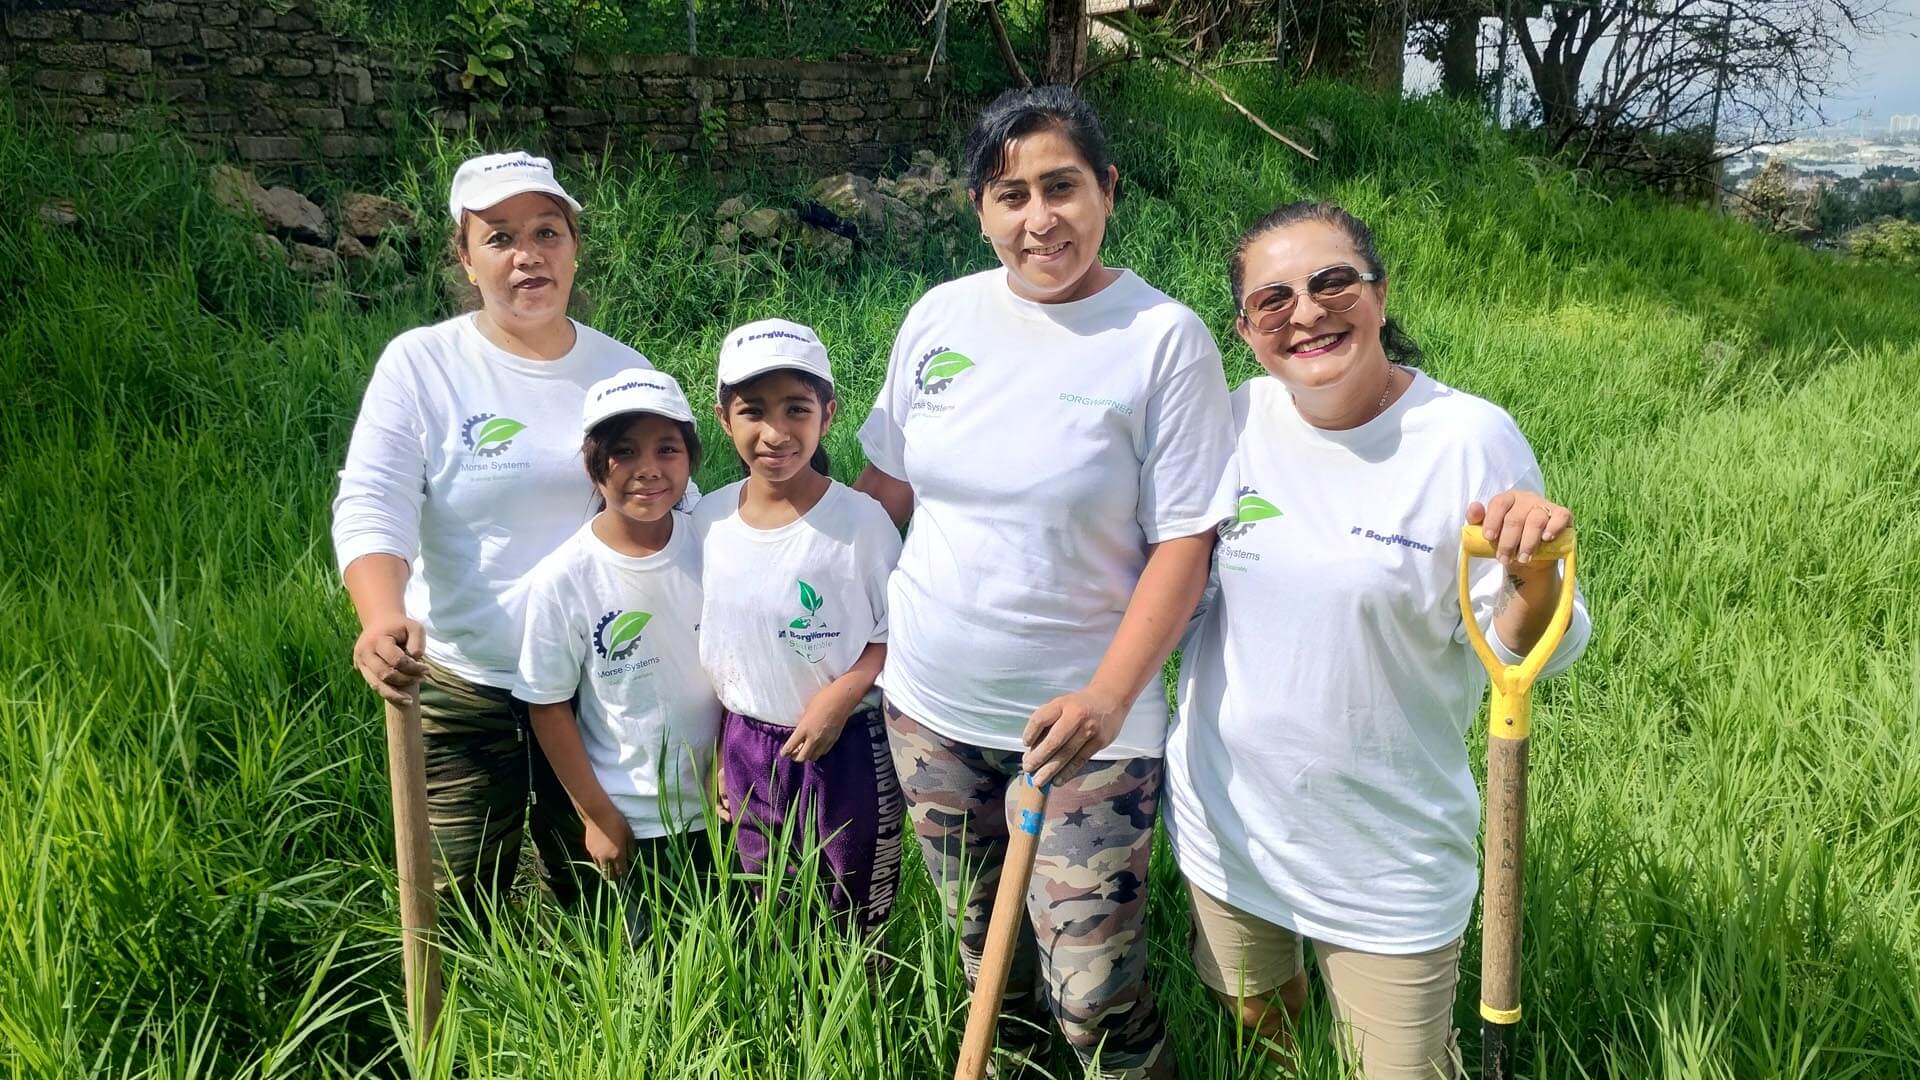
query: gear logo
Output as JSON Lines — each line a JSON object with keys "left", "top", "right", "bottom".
{"left": 1219, "top": 487, "right": 1282, "bottom": 541}
{"left": 913, "top": 348, "right": 974, "bottom": 396}
{"left": 593, "top": 609, "right": 653, "bottom": 661}
{"left": 461, "top": 413, "right": 527, "bottom": 458}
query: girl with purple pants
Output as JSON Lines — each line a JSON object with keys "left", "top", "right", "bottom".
{"left": 692, "top": 319, "right": 906, "bottom": 930}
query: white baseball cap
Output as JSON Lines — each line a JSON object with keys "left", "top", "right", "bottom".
{"left": 716, "top": 318, "right": 834, "bottom": 392}
{"left": 447, "top": 151, "right": 583, "bottom": 223}
{"left": 582, "top": 368, "right": 695, "bottom": 434}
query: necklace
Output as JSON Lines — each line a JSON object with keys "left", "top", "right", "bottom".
{"left": 1372, "top": 364, "right": 1398, "bottom": 418}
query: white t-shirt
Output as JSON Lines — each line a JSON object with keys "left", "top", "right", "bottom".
{"left": 331, "top": 313, "right": 693, "bottom": 687}
{"left": 692, "top": 480, "right": 902, "bottom": 726}
{"left": 858, "top": 268, "right": 1235, "bottom": 758}
{"left": 513, "top": 515, "right": 719, "bottom": 838}
{"left": 1166, "top": 370, "right": 1592, "bottom": 954}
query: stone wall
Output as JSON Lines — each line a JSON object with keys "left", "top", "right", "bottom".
{"left": 2, "top": 2, "right": 947, "bottom": 173}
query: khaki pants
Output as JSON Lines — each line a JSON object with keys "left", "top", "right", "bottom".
{"left": 1188, "top": 882, "right": 1464, "bottom": 1080}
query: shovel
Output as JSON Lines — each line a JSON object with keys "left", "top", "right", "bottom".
{"left": 385, "top": 684, "right": 443, "bottom": 1052}
{"left": 953, "top": 773, "right": 1049, "bottom": 1080}
{"left": 1458, "top": 524, "right": 1579, "bottom": 1080}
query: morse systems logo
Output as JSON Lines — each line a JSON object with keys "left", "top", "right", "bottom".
{"left": 461, "top": 413, "right": 526, "bottom": 458}
{"left": 593, "top": 610, "right": 653, "bottom": 662}
{"left": 1218, "top": 486, "right": 1282, "bottom": 541}
{"left": 913, "top": 348, "right": 974, "bottom": 395}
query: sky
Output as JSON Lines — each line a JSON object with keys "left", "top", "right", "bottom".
{"left": 1818, "top": 4, "right": 1920, "bottom": 133}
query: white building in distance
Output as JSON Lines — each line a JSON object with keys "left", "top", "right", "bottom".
{"left": 1891, "top": 114, "right": 1920, "bottom": 135}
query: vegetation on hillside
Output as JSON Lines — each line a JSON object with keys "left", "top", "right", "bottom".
{"left": 4, "top": 68, "right": 1919, "bottom": 1077}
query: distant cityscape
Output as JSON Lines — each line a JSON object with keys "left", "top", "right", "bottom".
{"left": 1725, "top": 122, "right": 1920, "bottom": 183}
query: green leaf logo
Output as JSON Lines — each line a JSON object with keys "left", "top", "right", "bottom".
{"left": 798, "top": 580, "right": 823, "bottom": 614}
{"left": 606, "top": 611, "right": 652, "bottom": 655}
{"left": 924, "top": 352, "right": 973, "bottom": 380}
{"left": 789, "top": 616, "right": 810, "bottom": 629}
{"left": 1235, "top": 494, "right": 1282, "bottom": 525}
{"left": 474, "top": 416, "right": 526, "bottom": 449}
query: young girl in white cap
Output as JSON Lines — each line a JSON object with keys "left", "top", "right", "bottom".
{"left": 333, "top": 151, "right": 694, "bottom": 908}
{"left": 692, "top": 319, "right": 905, "bottom": 932}
{"left": 514, "top": 368, "right": 720, "bottom": 923}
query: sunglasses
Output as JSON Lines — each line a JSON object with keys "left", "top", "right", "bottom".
{"left": 1240, "top": 264, "right": 1382, "bottom": 333}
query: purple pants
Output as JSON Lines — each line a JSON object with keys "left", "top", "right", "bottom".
{"left": 721, "top": 701, "right": 904, "bottom": 931}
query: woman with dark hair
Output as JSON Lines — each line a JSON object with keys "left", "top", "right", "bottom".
{"left": 333, "top": 151, "right": 693, "bottom": 910}
{"left": 1165, "top": 202, "right": 1592, "bottom": 1077}
{"left": 855, "top": 86, "right": 1234, "bottom": 1078}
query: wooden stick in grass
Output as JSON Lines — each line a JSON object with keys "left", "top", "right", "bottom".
{"left": 385, "top": 685, "right": 443, "bottom": 1049}
{"left": 954, "top": 774, "right": 1049, "bottom": 1080}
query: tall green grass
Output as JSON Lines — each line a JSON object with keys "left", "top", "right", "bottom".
{"left": 3, "top": 71, "right": 1918, "bottom": 1077}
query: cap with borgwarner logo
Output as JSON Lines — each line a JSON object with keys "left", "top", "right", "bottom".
{"left": 716, "top": 318, "right": 834, "bottom": 393}
{"left": 447, "top": 151, "right": 583, "bottom": 222}
{"left": 582, "top": 368, "right": 695, "bottom": 433}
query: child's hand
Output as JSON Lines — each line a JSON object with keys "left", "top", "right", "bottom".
{"left": 584, "top": 810, "right": 635, "bottom": 879}
{"left": 781, "top": 691, "right": 854, "bottom": 762}
{"left": 716, "top": 760, "right": 733, "bottom": 824}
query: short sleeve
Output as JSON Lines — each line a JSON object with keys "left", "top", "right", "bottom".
{"left": 857, "top": 503, "right": 905, "bottom": 643}
{"left": 331, "top": 342, "right": 429, "bottom": 574}
{"left": 1137, "top": 320, "right": 1236, "bottom": 543}
{"left": 514, "top": 563, "right": 587, "bottom": 705}
{"left": 856, "top": 316, "right": 918, "bottom": 481}
{"left": 1456, "top": 433, "right": 1591, "bottom": 679}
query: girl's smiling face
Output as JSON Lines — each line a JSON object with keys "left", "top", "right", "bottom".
{"left": 718, "top": 370, "right": 835, "bottom": 485}
{"left": 594, "top": 413, "right": 691, "bottom": 524}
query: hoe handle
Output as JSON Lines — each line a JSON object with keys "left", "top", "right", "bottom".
{"left": 954, "top": 774, "right": 1049, "bottom": 1080}
{"left": 385, "top": 686, "right": 443, "bottom": 1050}
{"left": 1458, "top": 525, "right": 1578, "bottom": 1080}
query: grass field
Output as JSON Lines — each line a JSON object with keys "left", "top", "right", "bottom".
{"left": 3, "top": 69, "right": 1918, "bottom": 1078}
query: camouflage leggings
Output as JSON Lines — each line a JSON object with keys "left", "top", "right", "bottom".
{"left": 886, "top": 702, "right": 1170, "bottom": 1080}
{"left": 417, "top": 660, "right": 600, "bottom": 910}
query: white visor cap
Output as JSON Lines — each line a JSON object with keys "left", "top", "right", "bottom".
{"left": 716, "top": 318, "right": 834, "bottom": 393}
{"left": 582, "top": 368, "right": 695, "bottom": 434}
{"left": 447, "top": 151, "right": 583, "bottom": 223}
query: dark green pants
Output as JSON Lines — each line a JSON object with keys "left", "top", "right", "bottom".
{"left": 417, "top": 660, "right": 598, "bottom": 909}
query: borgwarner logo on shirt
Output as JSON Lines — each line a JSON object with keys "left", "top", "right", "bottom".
{"left": 779, "top": 580, "right": 841, "bottom": 664}
{"left": 1218, "top": 486, "right": 1283, "bottom": 541}
{"left": 461, "top": 412, "right": 527, "bottom": 458}
{"left": 913, "top": 348, "right": 974, "bottom": 396}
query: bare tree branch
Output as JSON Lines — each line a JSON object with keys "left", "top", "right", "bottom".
{"left": 981, "top": 0, "right": 1033, "bottom": 88}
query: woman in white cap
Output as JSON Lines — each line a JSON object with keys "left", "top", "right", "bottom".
{"left": 854, "top": 86, "right": 1233, "bottom": 1078}
{"left": 332, "top": 151, "right": 686, "bottom": 907}
{"left": 514, "top": 368, "right": 719, "bottom": 929}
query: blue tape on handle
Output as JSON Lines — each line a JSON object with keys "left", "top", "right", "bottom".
{"left": 1018, "top": 809, "right": 1043, "bottom": 835}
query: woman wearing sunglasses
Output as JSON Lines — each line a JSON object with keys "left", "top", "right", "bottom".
{"left": 1164, "top": 201, "right": 1591, "bottom": 1078}
{"left": 855, "top": 85, "right": 1234, "bottom": 1078}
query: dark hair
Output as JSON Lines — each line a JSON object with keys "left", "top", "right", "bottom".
{"left": 581, "top": 412, "right": 702, "bottom": 492}
{"left": 717, "top": 369, "right": 836, "bottom": 477}
{"left": 1227, "top": 201, "right": 1422, "bottom": 366}
{"left": 962, "top": 84, "right": 1117, "bottom": 201}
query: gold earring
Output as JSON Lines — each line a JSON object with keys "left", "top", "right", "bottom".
{"left": 467, "top": 272, "right": 477, "bottom": 284}
{"left": 573, "top": 261, "right": 579, "bottom": 269}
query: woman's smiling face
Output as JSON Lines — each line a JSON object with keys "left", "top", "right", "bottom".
{"left": 974, "top": 125, "right": 1118, "bottom": 304}
{"left": 1233, "top": 219, "right": 1390, "bottom": 391}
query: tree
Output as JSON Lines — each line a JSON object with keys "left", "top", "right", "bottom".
{"left": 1502, "top": 0, "right": 1888, "bottom": 187}
{"left": 1044, "top": 0, "right": 1090, "bottom": 83}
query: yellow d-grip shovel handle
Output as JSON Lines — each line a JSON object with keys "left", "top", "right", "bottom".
{"left": 1457, "top": 525, "right": 1578, "bottom": 741}
{"left": 1462, "top": 524, "right": 1578, "bottom": 1078}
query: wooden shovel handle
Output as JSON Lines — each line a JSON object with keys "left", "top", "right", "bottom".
{"left": 385, "top": 686, "right": 442, "bottom": 1049}
{"left": 953, "top": 774, "right": 1049, "bottom": 1080}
